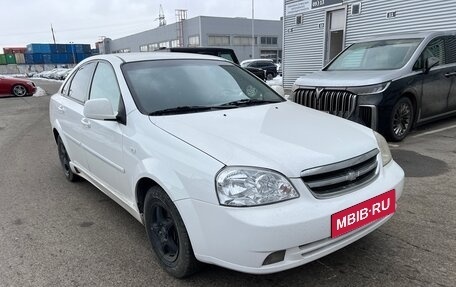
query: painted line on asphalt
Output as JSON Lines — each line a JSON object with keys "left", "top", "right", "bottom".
{"left": 411, "top": 124, "right": 456, "bottom": 138}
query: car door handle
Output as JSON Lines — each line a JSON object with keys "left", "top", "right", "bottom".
{"left": 444, "top": 72, "right": 456, "bottom": 78}
{"left": 81, "top": 118, "right": 91, "bottom": 128}
{"left": 57, "top": 105, "right": 65, "bottom": 114}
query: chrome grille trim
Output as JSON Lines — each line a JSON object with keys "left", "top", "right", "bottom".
{"left": 293, "top": 88, "right": 357, "bottom": 118}
{"left": 301, "top": 149, "right": 379, "bottom": 199}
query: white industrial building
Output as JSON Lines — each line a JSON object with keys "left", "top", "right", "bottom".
{"left": 100, "top": 15, "right": 283, "bottom": 63}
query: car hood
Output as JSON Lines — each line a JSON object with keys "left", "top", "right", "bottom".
{"left": 294, "top": 69, "right": 404, "bottom": 87}
{"left": 149, "top": 101, "right": 378, "bottom": 178}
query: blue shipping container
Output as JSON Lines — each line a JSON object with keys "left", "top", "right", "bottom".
{"left": 27, "top": 44, "right": 52, "bottom": 54}
{"left": 43, "top": 54, "right": 52, "bottom": 64}
{"left": 32, "top": 53, "right": 44, "bottom": 64}
{"left": 74, "top": 44, "right": 84, "bottom": 54}
{"left": 82, "top": 44, "right": 91, "bottom": 53}
{"left": 75, "top": 53, "right": 86, "bottom": 62}
{"left": 25, "top": 53, "right": 34, "bottom": 64}
{"left": 55, "top": 44, "right": 67, "bottom": 53}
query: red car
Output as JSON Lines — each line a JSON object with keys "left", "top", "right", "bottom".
{"left": 0, "top": 76, "right": 37, "bottom": 97}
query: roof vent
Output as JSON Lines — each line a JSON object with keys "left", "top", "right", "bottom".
{"left": 351, "top": 3, "right": 361, "bottom": 15}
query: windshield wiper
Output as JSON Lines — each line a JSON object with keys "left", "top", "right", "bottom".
{"left": 220, "top": 99, "right": 281, "bottom": 107}
{"left": 149, "top": 105, "right": 238, "bottom": 116}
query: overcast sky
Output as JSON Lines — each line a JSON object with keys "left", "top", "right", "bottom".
{"left": 0, "top": 0, "right": 283, "bottom": 51}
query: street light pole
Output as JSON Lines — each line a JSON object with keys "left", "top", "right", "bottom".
{"left": 252, "top": 0, "right": 255, "bottom": 59}
{"left": 69, "top": 41, "right": 76, "bottom": 65}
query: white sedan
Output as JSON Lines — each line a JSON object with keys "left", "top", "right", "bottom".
{"left": 49, "top": 53, "right": 404, "bottom": 278}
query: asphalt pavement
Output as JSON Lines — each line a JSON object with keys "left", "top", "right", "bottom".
{"left": 0, "top": 81, "right": 455, "bottom": 286}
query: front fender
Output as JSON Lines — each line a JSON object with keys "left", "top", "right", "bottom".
{"left": 131, "top": 153, "right": 224, "bottom": 204}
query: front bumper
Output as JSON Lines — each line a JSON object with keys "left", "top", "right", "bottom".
{"left": 175, "top": 160, "right": 404, "bottom": 274}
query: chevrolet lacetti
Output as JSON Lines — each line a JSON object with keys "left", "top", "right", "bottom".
{"left": 49, "top": 53, "right": 404, "bottom": 278}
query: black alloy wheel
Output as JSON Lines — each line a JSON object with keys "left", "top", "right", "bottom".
{"left": 150, "top": 203, "right": 180, "bottom": 263}
{"left": 144, "top": 187, "right": 201, "bottom": 278}
{"left": 388, "top": 97, "right": 414, "bottom": 142}
{"left": 57, "top": 136, "right": 78, "bottom": 182}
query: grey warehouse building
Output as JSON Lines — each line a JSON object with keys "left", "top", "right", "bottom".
{"left": 283, "top": 0, "right": 456, "bottom": 89}
{"left": 102, "top": 16, "right": 283, "bottom": 63}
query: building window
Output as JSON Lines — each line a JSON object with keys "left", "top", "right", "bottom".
{"left": 148, "top": 43, "right": 158, "bottom": 51}
{"left": 232, "top": 36, "right": 256, "bottom": 46}
{"left": 159, "top": 41, "right": 168, "bottom": 48}
{"left": 140, "top": 45, "right": 148, "bottom": 52}
{"left": 296, "top": 15, "right": 303, "bottom": 25}
{"left": 116, "top": 48, "right": 130, "bottom": 53}
{"left": 188, "top": 35, "right": 200, "bottom": 47}
{"left": 260, "top": 36, "right": 278, "bottom": 45}
{"left": 208, "top": 36, "right": 230, "bottom": 46}
{"left": 170, "top": 40, "right": 180, "bottom": 48}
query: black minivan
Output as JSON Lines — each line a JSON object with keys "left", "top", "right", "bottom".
{"left": 291, "top": 31, "right": 456, "bottom": 141}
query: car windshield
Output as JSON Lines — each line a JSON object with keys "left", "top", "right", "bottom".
{"left": 326, "top": 38, "right": 423, "bottom": 71}
{"left": 122, "top": 59, "right": 284, "bottom": 115}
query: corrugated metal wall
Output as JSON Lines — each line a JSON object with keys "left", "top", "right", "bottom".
{"left": 283, "top": 0, "right": 326, "bottom": 89}
{"left": 284, "top": 0, "right": 456, "bottom": 89}
{"left": 346, "top": 0, "right": 456, "bottom": 45}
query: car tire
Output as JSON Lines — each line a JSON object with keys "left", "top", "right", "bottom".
{"left": 385, "top": 97, "right": 415, "bottom": 142}
{"left": 266, "top": 73, "right": 274, "bottom": 81}
{"left": 144, "top": 186, "right": 202, "bottom": 278}
{"left": 57, "top": 136, "right": 79, "bottom": 182}
{"left": 12, "top": 84, "right": 28, "bottom": 97}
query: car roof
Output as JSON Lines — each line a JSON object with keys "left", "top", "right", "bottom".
{"left": 357, "top": 30, "right": 456, "bottom": 42}
{"left": 90, "top": 52, "right": 231, "bottom": 63}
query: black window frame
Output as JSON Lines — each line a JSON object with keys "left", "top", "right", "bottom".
{"left": 413, "top": 36, "right": 447, "bottom": 71}
{"left": 65, "top": 61, "right": 97, "bottom": 104}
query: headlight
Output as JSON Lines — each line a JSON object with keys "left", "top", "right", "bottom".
{"left": 348, "top": 82, "right": 390, "bottom": 95}
{"left": 216, "top": 167, "right": 299, "bottom": 207}
{"left": 374, "top": 132, "right": 392, "bottom": 166}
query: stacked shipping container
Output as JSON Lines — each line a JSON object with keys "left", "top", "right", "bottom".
{"left": 25, "top": 43, "right": 92, "bottom": 64}
{"left": 0, "top": 43, "right": 92, "bottom": 65}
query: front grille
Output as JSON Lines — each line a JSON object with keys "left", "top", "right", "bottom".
{"left": 301, "top": 149, "right": 379, "bottom": 198}
{"left": 293, "top": 88, "right": 357, "bottom": 118}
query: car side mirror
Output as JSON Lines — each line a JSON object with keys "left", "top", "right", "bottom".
{"left": 270, "top": 85, "right": 285, "bottom": 98}
{"left": 425, "top": 57, "right": 440, "bottom": 73}
{"left": 84, "top": 98, "right": 117, "bottom": 120}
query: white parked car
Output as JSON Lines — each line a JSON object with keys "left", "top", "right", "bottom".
{"left": 49, "top": 53, "right": 404, "bottom": 278}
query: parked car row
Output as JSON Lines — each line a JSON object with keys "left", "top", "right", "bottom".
{"left": 34, "top": 68, "right": 72, "bottom": 80}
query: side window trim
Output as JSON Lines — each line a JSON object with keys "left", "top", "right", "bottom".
{"left": 66, "top": 61, "right": 98, "bottom": 104}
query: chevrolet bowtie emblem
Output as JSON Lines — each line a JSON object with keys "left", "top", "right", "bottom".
{"left": 346, "top": 170, "right": 358, "bottom": 181}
